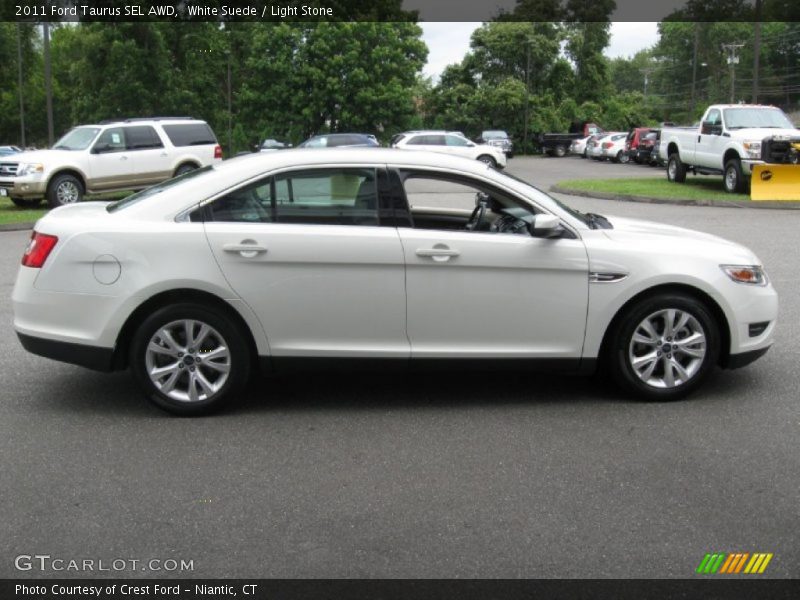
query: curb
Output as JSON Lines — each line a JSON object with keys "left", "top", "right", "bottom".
{"left": 0, "top": 222, "right": 34, "bottom": 232}
{"left": 550, "top": 185, "right": 800, "bottom": 210}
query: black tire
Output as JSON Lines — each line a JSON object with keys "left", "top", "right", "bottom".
{"left": 723, "top": 158, "right": 746, "bottom": 194}
{"left": 174, "top": 163, "right": 198, "bottom": 177}
{"left": 477, "top": 154, "right": 497, "bottom": 168}
{"left": 554, "top": 145, "right": 567, "bottom": 158}
{"left": 10, "top": 197, "right": 43, "bottom": 208}
{"left": 666, "top": 153, "right": 687, "bottom": 183}
{"left": 129, "top": 303, "right": 251, "bottom": 415}
{"left": 46, "top": 173, "right": 84, "bottom": 208}
{"left": 606, "top": 293, "right": 720, "bottom": 401}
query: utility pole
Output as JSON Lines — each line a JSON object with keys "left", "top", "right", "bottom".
{"left": 690, "top": 24, "right": 700, "bottom": 116}
{"left": 16, "top": 24, "right": 26, "bottom": 148}
{"left": 722, "top": 43, "right": 744, "bottom": 104}
{"left": 641, "top": 67, "right": 655, "bottom": 101}
{"left": 42, "top": 22, "right": 54, "bottom": 146}
{"left": 753, "top": 0, "right": 762, "bottom": 103}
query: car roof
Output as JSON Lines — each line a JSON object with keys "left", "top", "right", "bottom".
{"left": 116, "top": 148, "right": 500, "bottom": 217}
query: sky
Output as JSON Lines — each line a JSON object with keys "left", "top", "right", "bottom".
{"left": 420, "top": 22, "right": 660, "bottom": 81}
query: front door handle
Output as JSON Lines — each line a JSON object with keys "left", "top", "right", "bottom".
{"left": 223, "top": 241, "right": 268, "bottom": 258}
{"left": 416, "top": 245, "right": 460, "bottom": 262}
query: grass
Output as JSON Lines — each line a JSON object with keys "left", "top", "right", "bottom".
{"left": 556, "top": 176, "right": 747, "bottom": 202}
{"left": 0, "top": 191, "right": 130, "bottom": 226}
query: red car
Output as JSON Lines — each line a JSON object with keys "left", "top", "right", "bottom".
{"left": 624, "top": 127, "right": 654, "bottom": 163}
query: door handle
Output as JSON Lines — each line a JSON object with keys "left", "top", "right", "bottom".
{"left": 120, "top": 155, "right": 128, "bottom": 161}
{"left": 416, "top": 245, "right": 460, "bottom": 262}
{"left": 223, "top": 242, "right": 268, "bottom": 258}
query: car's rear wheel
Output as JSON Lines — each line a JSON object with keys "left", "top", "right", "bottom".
{"left": 47, "top": 173, "right": 84, "bottom": 208}
{"left": 10, "top": 197, "right": 42, "bottom": 208}
{"left": 554, "top": 145, "right": 567, "bottom": 158}
{"left": 667, "top": 153, "right": 687, "bottom": 183}
{"left": 174, "top": 163, "right": 198, "bottom": 177}
{"left": 477, "top": 154, "right": 497, "bottom": 167}
{"left": 607, "top": 293, "right": 720, "bottom": 401}
{"left": 130, "top": 303, "right": 250, "bottom": 415}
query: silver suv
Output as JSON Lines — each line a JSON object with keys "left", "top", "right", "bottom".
{"left": 0, "top": 117, "right": 222, "bottom": 208}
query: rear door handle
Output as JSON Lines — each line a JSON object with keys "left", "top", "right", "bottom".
{"left": 223, "top": 241, "right": 268, "bottom": 258}
{"left": 416, "top": 245, "right": 460, "bottom": 262}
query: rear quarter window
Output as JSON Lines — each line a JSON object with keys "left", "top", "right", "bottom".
{"left": 161, "top": 123, "right": 218, "bottom": 147}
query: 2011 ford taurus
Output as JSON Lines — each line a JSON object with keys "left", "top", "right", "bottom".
{"left": 12, "top": 149, "right": 777, "bottom": 414}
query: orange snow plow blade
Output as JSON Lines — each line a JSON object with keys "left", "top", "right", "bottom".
{"left": 751, "top": 163, "right": 800, "bottom": 201}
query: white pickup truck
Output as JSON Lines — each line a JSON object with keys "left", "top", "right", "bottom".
{"left": 660, "top": 104, "right": 799, "bottom": 193}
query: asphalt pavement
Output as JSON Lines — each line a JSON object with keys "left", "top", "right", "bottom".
{"left": 1, "top": 156, "right": 798, "bottom": 579}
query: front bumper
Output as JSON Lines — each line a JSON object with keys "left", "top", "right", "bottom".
{"left": 0, "top": 178, "right": 47, "bottom": 199}
{"left": 725, "top": 346, "right": 770, "bottom": 370}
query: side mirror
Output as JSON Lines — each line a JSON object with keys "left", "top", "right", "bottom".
{"left": 92, "top": 143, "right": 110, "bottom": 154}
{"left": 529, "top": 214, "right": 563, "bottom": 238}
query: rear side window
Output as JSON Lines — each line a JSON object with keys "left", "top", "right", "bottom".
{"left": 161, "top": 123, "right": 217, "bottom": 147}
{"left": 207, "top": 168, "right": 379, "bottom": 227}
{"left": 125, "top": 126, "right": 164, "bottom": 150}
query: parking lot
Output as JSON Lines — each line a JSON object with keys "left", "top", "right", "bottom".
{"left": 1, "top": 156, "right": 798, "bottom": 579}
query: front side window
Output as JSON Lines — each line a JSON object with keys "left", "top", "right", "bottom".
{"left": 93, "top": 127, "right": 127, "bottom": 153}
{"left": 445, "top": 135, "right": 470, "bottom": 147}
{"left": 208, "top": 168, "right": 379, "bottom": 226}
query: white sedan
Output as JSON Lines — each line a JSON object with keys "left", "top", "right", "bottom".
{"left": 392, "top": 132, "right": 507, "bottom": 169}
{"left": 600, "top": 133, "right": 631, "bottom": 163}
{"left": 13, "top": 149, "right": 777, "bottom": 414}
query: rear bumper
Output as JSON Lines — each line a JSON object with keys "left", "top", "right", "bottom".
{"left": 17, "top": 332, "right": 116, "bottom": 372}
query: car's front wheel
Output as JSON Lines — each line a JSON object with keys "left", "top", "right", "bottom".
{"left": 608, "top": 293, "right": 720, "bottom": 401}
{"left": 47, "top": 173, "right": 84, "bottom": 208}
{"left": 477, "top": 154, "right": 497, "bottom": 167}
{"left": 130, "top": 303, "right": 251, "bottom": 415}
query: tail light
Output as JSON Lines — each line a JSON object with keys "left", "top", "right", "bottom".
{"left": 214, "top": 145, "right": 223, "bottom": 159}
{"left": 603, "top": 142, "right": 613, "bottom": 149}
{"left": 22, "top": 231, "right": 59, "bottom": 268}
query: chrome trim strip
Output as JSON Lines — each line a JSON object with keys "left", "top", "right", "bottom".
{"left": 589, "top": 272, "right": 628, "bottom": 283}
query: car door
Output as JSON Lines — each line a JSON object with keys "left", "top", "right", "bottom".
{"left": 695, "top": 108, "right": 727, "bottom": 169}
{"left": 395, "top": 169, "right": 589, "bottom": 360}
{"left": 125, "top": 125, "right": 171, "bottom": 185}
{"left": 202, "top": 166, "right": 409, "bottom": 359}
{"left": 89, "top": 127, "right": 137, "bottom": 189}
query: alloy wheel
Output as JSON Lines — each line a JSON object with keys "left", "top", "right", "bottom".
{"left": 628, "top": 308, "right": 707, "bottom": 389}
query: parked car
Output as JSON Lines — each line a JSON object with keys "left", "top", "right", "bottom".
{"left": 298, "top": 133, "right": 379, "bottom": 148}
{"left": 587, "top": 133, "right": 616, "bottom": 160}
{"left": 0, "top": 145, "right": 22, "bottom": 157}
{"left": 661, "top": 104, "right": 800, "bottom": 196}
{"left": 569, "top": 136, "right": 591, "bottom": 158}
{"left": 259, "top": 139, "right": 292, "bottom": 152}
{"left": 13, "top": 148, "right": 776, "bottom": 415}
{"left": 635, "top": 130, "right": 660, "bottom": 165}
{"left": 0, "top": 117, "right": 222, "bottom": 208}
{"left": 540, "top": 121, "right": 604, "bottom": 157}
{"left": 476, "top": 130, "right": 514, "bottom": 157}
{"left": 625, "top": 127, "right": 654, "bottom": 163}
{"left": 601, "top": 133, "right": 630, "bottom": 163}
{"left": 392, "top": 131, "right": 507, "bottom": 168}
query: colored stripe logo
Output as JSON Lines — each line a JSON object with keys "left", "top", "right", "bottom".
{"left": 696, "top": 552, "right": 773, "bottom": 574}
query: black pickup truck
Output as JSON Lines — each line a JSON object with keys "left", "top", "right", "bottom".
{"left": 539, "top": 121, "right": 603, "bottom": 157}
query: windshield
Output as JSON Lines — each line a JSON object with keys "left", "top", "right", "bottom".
{"left": 106, "top": 165, "right": 214, "bottom": 213}
{"left": 482, "top": 131, "right": 508, "bottom": 139}
{"left": 53, "top": 127, "right": 101, "bottom": 151}
{"left": 724, "top": 108, "right": 795, "bottom": 130}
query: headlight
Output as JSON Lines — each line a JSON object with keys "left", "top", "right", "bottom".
{"left": 720, "top": 265, "right": 767, "bottom": 286}
{"left": 19, "top": 163, "right": 44, "bottom": 176}
{"left": 742, "top": 141, "right": 762, "bottom": 159}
